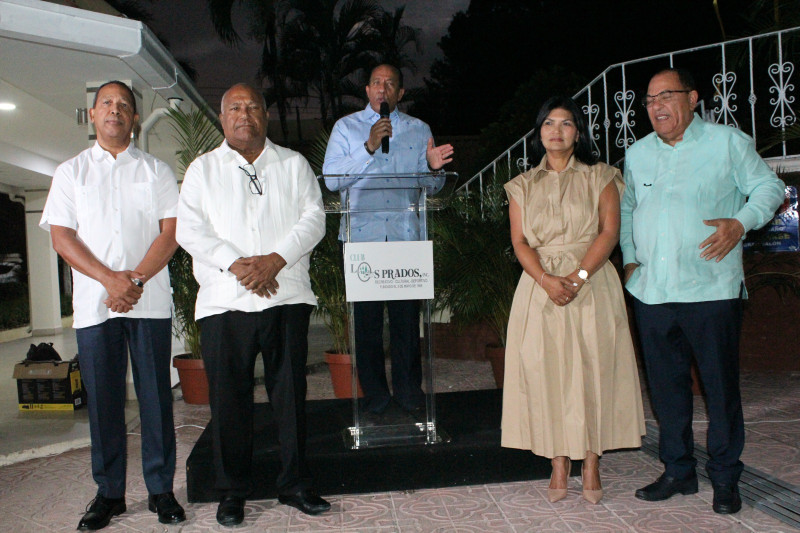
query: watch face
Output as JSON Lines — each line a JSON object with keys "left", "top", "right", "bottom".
{"left": 578, "top": 269, "right": 588, "bottom": 280}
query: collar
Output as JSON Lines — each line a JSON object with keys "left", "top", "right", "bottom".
{"left": 219, "top": 137, "right": 273, "bottom": 165}
{"left": 654, "top": 113, "right": 703, "bottom": 148}
{"left": 90, "top": 140, "right": 138, "bottom": 162}
{"left": 362, "top": 103, "right": 401, "bottom": 121}
{"left": 530, "top": 154, "right": 587, "bottom": 177}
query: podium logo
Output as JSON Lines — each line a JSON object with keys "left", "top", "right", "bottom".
{"left": 351, "top": 261, "right": 425, "bottom": 283}
{"left": 356, "top": 262, "right": 373, "bottom": 282}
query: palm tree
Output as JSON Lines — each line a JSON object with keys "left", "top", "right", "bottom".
{"left": 368, "top": 6, "right": 422, "bottom": 75}
{"left": 283, "top": 0, "right": 382, "bottom": 127}
{"left": 206, "top": 0, "right": 296, "bottom": 142}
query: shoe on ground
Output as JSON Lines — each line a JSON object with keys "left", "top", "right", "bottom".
{"left": 147, "top": 491, "right": 186, "bottom": 524}
{"left": 635, "top": 472, "right": 698, "bottom": 501}
{"left": 547, "top": 457, "right": 570, "bottom": 503}
{"left": 712, "top": 483, "right": 742, "bottom": 514}
{"left": 216, "top": 495, "right": 245, "bottom": 526}
{"left": 77, "top": 494, "right": 126, "bottom": 530}
{"left": 278, "top": 488, "right": 331, "bottom": 515}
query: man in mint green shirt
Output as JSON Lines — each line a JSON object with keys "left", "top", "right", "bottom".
{"left": 621, "top": 68, "right": 784, "bottom": 515}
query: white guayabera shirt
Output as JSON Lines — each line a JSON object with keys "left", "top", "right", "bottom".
{"left": 176, "top": 138, "right": 325, "bottom": 321}
{"left": 40, "top": 142, "right": 179, "bottom": 328}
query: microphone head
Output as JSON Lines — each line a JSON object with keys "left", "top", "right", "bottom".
{"left": 380, "top": 101, "right": 390, "bottom": 117}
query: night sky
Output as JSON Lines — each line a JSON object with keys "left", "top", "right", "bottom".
{"left": 147, "top": 0, "right": 470, "bottom": 111}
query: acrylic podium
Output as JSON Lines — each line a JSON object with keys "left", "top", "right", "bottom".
{"left": 318, "top": 171, "right": 457, "bottom": 449}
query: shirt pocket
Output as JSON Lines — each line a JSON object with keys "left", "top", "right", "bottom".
{"left": 75, "top": 185, "right": 102, "bottom": 233}
{"left": 123, "top": 182, "right": 156, "bottom": 216}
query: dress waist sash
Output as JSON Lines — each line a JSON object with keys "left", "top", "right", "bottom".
{"left": 534, "top": 242, "right": 591, "bottom": 275}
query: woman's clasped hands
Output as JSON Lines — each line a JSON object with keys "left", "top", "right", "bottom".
{"left": 541, "top": 271, "right": 583, "bottom": 306}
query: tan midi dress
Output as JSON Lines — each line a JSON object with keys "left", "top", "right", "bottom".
{"left": 501, "top": 157, "right": 645, "bottom": 459}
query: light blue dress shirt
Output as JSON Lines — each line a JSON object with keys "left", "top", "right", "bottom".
{"left": 621, "top": 114, "right": 785, "bottom": 304}
{"left": 323, "top": 104, "right": 444, "bottom": 242}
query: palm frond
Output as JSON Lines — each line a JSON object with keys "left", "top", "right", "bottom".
{"left": 165, "top": 108, "right": 223, "bottom": 177}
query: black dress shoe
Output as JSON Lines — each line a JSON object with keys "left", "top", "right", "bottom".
{"left": 712, "top": 484, "right": 742, "bottom": 514}
{"left": 278, "top": 488, "right": 331, "bottom": 515}
{"left": 148, "top": 491, "right": 186, "bottom": 524}
{"left": 216, "top": 495, "right": 245, "bottom": 526}
{"left": 635, "top": 472, "right": 698, "bottom": 501}
{"left": 77, "top": 495, "right": 126, "bottom": 530}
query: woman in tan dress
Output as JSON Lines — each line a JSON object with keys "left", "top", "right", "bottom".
{"left": 501, "top": 96, "right": 645, "bottom": 504}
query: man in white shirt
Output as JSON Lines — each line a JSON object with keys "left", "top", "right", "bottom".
{"left": 176, "top": 83, "right": 328, "bottom": 526}
{"left": 40, "top": 81, "right": 185, "bottom": 530}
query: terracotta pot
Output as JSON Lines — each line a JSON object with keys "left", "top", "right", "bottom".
{"left": 324, "top": 351, "right": 363, "bottom": 399}
{"left": 485, "top": 344, "right": 505, "bottom": 389}
{"left": 172, "top": 354, "right": 209, "bottom": 405}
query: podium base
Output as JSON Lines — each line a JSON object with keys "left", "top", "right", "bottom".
{"left": 186, "top": 389, "right": 550, "bottom": 502}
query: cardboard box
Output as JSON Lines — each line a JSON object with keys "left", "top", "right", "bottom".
{"left": 13, "top": 360, "right": 85, "bottom": 411}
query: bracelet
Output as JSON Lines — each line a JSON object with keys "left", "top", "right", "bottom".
{"left": 364, "top": 141, "right": 376, "bottom": 155}
{"left": 540, "top": 272, "right": 547, "bottom": 286}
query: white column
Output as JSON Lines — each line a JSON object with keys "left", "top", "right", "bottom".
{"left": 24, "top": 190, "right": 63, "bottom": 335}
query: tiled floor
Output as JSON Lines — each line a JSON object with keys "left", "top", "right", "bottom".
{"left": 1, "top": 327, "right": 799, "bottom": 532}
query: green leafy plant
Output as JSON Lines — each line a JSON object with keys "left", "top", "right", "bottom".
{"left": 165, "top": 107, "right": 223, "bottom": 176}
{"left": 169, "top": 247, "right": 201, "bottom": 357}
{"left": 304, "top": 127, "right": 351, "bottom": 353}
{"left": 309, "top": 215, "right": 350, "bottom": 354}
{"left": 165, "top": 107, "right": 222, "bottom": 357}
{"left": 432, "top": 166, "right": 521, "bottom": 346}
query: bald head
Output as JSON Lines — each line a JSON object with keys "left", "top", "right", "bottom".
{"left": 219, "top": 83, "right": 269, "bottom": 160}
{"left": 221, "top": 83, "right": 267, "bottom": 111}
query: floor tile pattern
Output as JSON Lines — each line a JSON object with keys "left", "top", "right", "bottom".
{"left": 1, "top": 328, "right": 800, "bottom": 531}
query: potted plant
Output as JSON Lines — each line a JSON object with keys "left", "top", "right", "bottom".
{"left": 165, "top": 106, "right": 222, "bottom": 404}
{"left": 433, "top": 167, "right": 521, "bottom": 387}
{"left": 306, "top": 128, "right": 363, "bottom": 398}
{"left": 309, "top": 215, "right": 363, "bottom": 398}
{"left": 169, "top": 247, "right": 208, "bottom": 404}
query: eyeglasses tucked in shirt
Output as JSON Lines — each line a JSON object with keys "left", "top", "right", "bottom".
{"left": 239, "top": 164, "right": 262, "bottom": 195}
{"left": 641, "top": 90, "right": 691, "bottom": 108}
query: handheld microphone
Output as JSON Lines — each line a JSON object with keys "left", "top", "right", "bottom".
{"left": 380, "top": 101, "right": 390, "bottom": 153}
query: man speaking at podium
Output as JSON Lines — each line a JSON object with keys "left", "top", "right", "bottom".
{"left": 323, "top": 63, "right": 454, "bottom": 415}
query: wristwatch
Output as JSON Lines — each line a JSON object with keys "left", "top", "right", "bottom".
{"left": 364, "top": 141, "right": 376, "bottom": 155}
{"left": 577, "top": 267, "right": 590, "bottom": 283}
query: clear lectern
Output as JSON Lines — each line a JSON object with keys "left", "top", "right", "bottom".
{"left": 318, "top": 171, "right": 457, "bottom": 449}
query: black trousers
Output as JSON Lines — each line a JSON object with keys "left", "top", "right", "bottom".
{"left": 76, "top": 318, "right": 175, "bottom": 499}
{"left": 632, "top": 297, "right": 745, "bottom": 486}
{"left": 354, "top": 299, "right": 424, "bottom": 411}
{"left": 200, "top": 304, "right": 312, "bottom": 497}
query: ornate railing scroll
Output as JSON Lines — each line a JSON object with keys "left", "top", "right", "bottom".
{"left": 458, "top": 26, "right": 800, "bottom": 201}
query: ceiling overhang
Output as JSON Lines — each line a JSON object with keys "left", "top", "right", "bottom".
{"left": 0, "top": 0, "right": 217, "bottom": 190}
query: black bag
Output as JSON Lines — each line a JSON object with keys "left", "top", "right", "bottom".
{"left": 25, "top": 342, "right": 62, "bottom": 362}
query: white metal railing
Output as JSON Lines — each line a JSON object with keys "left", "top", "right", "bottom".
{"left": 458, "top": 26, "right": 799, "bottom": 196}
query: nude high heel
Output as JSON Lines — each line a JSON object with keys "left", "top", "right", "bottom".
{"left": 581, "top": 460, "right": 603, "bottom": 504}
{"left": 548, "top": 458, "right": 570, "bottom": 503}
